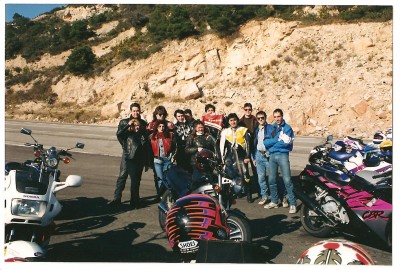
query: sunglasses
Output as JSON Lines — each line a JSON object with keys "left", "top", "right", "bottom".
{"left": 257, "top": 117, "right": 265, "bottom": 120}
{"left": 244, "top": 108, "right": 252, "bottom": 111}
{"left": 157, "top": 114, "right": 165, "bottom": 117}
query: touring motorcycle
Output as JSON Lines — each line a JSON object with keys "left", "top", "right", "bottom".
{"left": 4, "top": 128, "right": 84, "bottom": 261}
{"left": 158, "top": 150, "right": 252, "bottom": 242}
{"left": 294, "top": 135, "right": 392, "bottom": 249}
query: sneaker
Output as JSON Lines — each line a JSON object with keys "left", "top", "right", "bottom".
{"left": 289, "top": 205, "right": 297, "bottom": 214}
{"left": 264, "top": 202, "right": 279, "bottom": 209}
{"left": 258, "top": 198, "right": 268, "bottom": 205}
{"left": 282, "top": 197, "right": 289, "bottom": 208}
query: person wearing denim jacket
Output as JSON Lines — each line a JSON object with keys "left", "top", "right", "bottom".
{"left": 263, "top": 108, "right": 297, "bottom": 214}
{"left": 252, "top": 111, "right": 275, "bottom": 205}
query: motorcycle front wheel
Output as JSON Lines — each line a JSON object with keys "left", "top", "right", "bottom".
{"left": 300, "top": 203, "right": 334, "bottom": 238}
{"left": 158, "top": 189, "right": 176, "bottom": 231}
{"left": 226, "top": 212, "right": 252, "bottom": 242}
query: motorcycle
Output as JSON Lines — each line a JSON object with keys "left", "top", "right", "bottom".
{"left": 309, "top": 135, "right": 391, "bottom": 183}
{"left": 4, "top": 128, "right": 84, "bottom": 261}
{"left": 158, "top": 151, "right": 252, "bottom": 242}
{"left": 294, "top": 136, "right": 392, "bottom": 249}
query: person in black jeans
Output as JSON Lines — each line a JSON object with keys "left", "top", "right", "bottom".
{"left": 109, "top": 102, "right": 149, "bottom": 209}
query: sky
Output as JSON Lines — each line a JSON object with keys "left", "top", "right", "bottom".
{"left": 5, "top": 4, "right": 65, "bottom": 22}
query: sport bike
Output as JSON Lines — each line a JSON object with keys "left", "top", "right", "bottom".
{"left": 4, "top": 128, "right": 84, "bottom": 261}
{"left": 294, "top": 136, "right": 392, "bottom": 249}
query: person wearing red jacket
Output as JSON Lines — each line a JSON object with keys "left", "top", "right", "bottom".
{"left": 149, "top": 120, "right": 177, "bottom": 194}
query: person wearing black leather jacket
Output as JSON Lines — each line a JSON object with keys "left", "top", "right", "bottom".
{"left": 109, "top": 102, "right": 150, "bottom": 209}
{"left": 185, "top": 120, "right": 217, "bottom": 177}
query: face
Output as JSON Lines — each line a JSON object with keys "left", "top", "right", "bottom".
{"left": 156, "top": 112, "right": 166, "bottom": 120}
{"left": 157, "top": 124, "right": 165, "bottom": 132}
{"left": 131, "top": 106, "right": 141, "bottom": 119}
{"left": 206, "top": 107, "right": 215, "bottom": 114}
{"left": 243, "top": 106, "right": 252, "bottom": 117}
{"left": 229, "top": 118, "right": 238, "bottom": 128}
{"left": 256, "top": 114, "right": 266, "bottom": 125}
{"left": 184, "top": 113, "right": 193, "bottom": 120}
{"left": 195, "top": 123, "right": 204, "bottom": 133}
{"left": 273, "top": 112, "right": 283, "bottom": 125}
{"left": 176, "top": 113, "right": 185, "bottom": 123}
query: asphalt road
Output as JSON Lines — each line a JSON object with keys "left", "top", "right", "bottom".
{"left": 3, "top": 120, "right": 392, "bottom": 265}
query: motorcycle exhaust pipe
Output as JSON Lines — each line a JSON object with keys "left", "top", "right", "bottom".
{"left": 158, "top": 202, "right": 168, "bottom": 215}
{"left": 294, "top": 189, "right": 337, "bottom": 226}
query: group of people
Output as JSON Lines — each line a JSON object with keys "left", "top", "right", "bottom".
{"left": 108, "top": 101, "right": 297, "bottom": 214}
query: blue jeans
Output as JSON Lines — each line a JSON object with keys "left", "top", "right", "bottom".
{"left": 154, "top": 157, "right": 171, "bottom": 189}
{"left": 255, "top": 151, "right": 269, "bottom": 199}
{"left": 268, "top": 152, "right": 296, "bottom": 206}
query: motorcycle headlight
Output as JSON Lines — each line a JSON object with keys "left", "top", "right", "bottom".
{"left": 46, "top": 157, "right": 58, "bottom": 168}
{"left": 11, "top": 199, "right": 47, "bottom": 217}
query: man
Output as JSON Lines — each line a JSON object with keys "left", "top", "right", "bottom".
{"left": 252, "top": 111, "right": 274, "bottom": 205}
{"left": 263, "top": 108, "right": 297, "bottom": 214}
{"left": 174, "top": 109, "right": 192, "bottom": 171}
{"left": 109, "top": 102, "right": 149, "bottom": 209}
{"left": 239, "top": 102, "right": 259, "bottom": 199}
{"left": 219, "top": 113, "right": 253, "bottom": 203}
{"left": 239, "top": 103, "right": 258, "bottom": 134}
{"left": 184, "top": 109, "right": 196, "bottom": 128}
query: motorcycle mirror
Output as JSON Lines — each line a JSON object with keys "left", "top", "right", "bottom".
{"left": 20, "top": 128, "right": 32, "bottom": 135}
{"left": 65, "top": 175, "right": 83, "bottom": 187}
{"left": 76, "top": 143, "right": 85, "bottom": 149}
{"left": 327, "top": 135, "right": 333, "bottom": 142}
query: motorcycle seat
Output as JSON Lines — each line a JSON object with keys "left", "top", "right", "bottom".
{"left": 328, "top": 150, "right": 356, "bottom": 162}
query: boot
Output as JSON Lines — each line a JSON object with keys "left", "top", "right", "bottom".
{"left": 247, "top": 192, "right": 253, "bottom": 203}
{"left": 108, "top": 198, "right": 121, "bottom": 206}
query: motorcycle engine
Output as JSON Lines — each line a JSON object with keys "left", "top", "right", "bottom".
{"left": 321, "top": 196, "right": 350, "bottom": 224}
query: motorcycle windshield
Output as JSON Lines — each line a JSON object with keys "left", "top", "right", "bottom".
{"left": 15, "top": 169, "right": 50, "bottom": 195}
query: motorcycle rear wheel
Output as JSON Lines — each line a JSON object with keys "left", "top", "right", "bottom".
{"left": 300, "top": 203, "right": 334, "bottom": 238}
{"left": 158, "top": 189, "right": 176, "bottom": 231}
{"left": 226, "top": 212, "right": 252, "bottom": 242}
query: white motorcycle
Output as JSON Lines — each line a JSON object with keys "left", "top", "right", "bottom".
{"left": 4, "top": 128, "right": 84, "bottom": 262}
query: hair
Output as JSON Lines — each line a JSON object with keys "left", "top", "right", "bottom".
{"left": 204, "top": 104, "right": 216, "bottom": 113}
{"left": 130, "top": 102, "right": 141, "bottom": 111}
{"left": 192, "top": 120, "right": 209, "bottom": 137}
{"left": 256, "top": 111, "right": 267, "bottom": 118}
{"left": 184, "top": 109, "right": 193, "bottom": 116}
{"left": 152, "top": 105, "right": 168, "bottom": 120}
{"left": 151, "top": 120, "right": 171, "bottom": 140}
{"left": 174, "top": 109, "right": 185, "bottom": 118}
{"left": 243, "top": 102, "right": 252, "bottom": 109}
{"left": 226, "top": 113, "right": 239, "bottom": 122}
{"left": 273, "top": 108, "right": 284, "bottom": 116}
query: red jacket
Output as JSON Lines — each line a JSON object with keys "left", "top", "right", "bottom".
{"left": 150, "top": 132, "right": 175, "bottom": 157}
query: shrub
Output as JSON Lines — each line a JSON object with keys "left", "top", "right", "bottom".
{"left": 65, "top": 46, "right": 96, "bottom": 75}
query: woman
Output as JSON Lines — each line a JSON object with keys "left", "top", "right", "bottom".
{"left": 147, "top": 105, "right": 175, "bottom": 132}
{"left": 185, "top": 120, "right": 217, "bottom": 178}
{"left": 149, "top": 120, "right": 177, "bottom": 193}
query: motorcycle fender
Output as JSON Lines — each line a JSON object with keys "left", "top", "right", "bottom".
{"left": 227, "top": 208, "right": 248, "bottom": 220}
{"left": 4, "top": 241, "right": 44, "bottom": 259}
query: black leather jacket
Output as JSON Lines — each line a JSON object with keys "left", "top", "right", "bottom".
{"left": 117, "top": 116, "right": 149, "bottom": 160}
{"left": 185, "top": 134, "right": 217, "bottom": 166}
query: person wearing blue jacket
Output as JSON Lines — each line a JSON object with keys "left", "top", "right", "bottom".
{"left": 263, "top": 108, "right": 297, "bottom": 214}
{"left": 252, "top": 111, "right": 275, "bottom": 205}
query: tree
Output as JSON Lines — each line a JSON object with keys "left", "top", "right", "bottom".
{"left": 65, "top": 46, "right": 96, "bottom": 75}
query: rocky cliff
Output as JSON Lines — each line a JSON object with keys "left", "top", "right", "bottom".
{"left": 6, "top": 15, "right": 392, "bottom": 139}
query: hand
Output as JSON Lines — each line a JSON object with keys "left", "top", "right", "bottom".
{"left": 278, "top": 130, "right": 284, "bottom": 141}
{"left": 198, "top": 147, "right": 203, "bottom": 152}
{"left": 253, "top": 160, "right": 257, "bottom": 167}
{"left": 244, "top": 158, "right": 250, "bottom": 164}
{"left": 281, "top": 134, "right": 292, "bottom": 144}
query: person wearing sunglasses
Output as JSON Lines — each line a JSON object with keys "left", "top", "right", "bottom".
{"left": 263, "top": 108, "right": 297, "bottom": 214}
{"left": 239, "top": 103, "right": 258, "bottom": 134}
{"left": 252, "top": 111, "right": 275, "bottom": 206}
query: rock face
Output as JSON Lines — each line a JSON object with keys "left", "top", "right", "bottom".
{"left": 5, "top": 17, "right": 393, "bottom": 139}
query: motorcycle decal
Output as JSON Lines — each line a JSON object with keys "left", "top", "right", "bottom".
{"left": 22, "top": 194, "right": 40, "bottom": 199}
{"left": 314, "top": 248, "right": 342, "bottom": 264}
{"left": 178, "top": 240, "right": 199, "bottom": 253}
{"left": 362, "top": 211, "right": 390, "bottom": 221}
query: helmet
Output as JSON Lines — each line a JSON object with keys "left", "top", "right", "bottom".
{"left": 297, "top": 239, "right": 375, "bottom": 265}
{"left": 380, "top": 140, "right": 392, "bottom": 153}
{"left": 195, "top": 149, "right": 215, "bottom": 172}
{"left": 373, "top": 131, "right": 386, "bottom": 145}
{"left": 165, "top": 194, "right": 229, "bottom": 261}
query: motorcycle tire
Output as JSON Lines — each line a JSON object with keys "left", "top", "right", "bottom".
{"left": 300, "top": 203, "right": 334, "bottom": 238}
{"left": 158, "top": 189, "right": 176, "bottom": 231}
{"left": 226, "top": 212, "right": 252, "bottom": 242}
